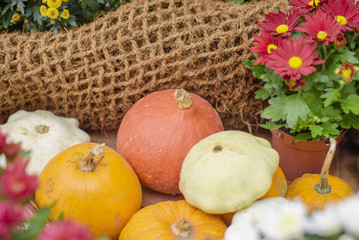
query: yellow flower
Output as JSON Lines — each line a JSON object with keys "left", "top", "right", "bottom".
{"left": 40, "top": 5, "right": 47, "bottom": 17}
{"left": 12, "top": 13, "right": 20, "bottom": 21}
{"left": 47, "top": 0, "right": 62, "bottom": 8}
{"left": 63, "top": 0, "right": 69, "bottom": 2}
{"left": 42, "top": 0, "right": 47, "bottom": 2}
{"left": 60, "top": 9, "right": 70, "bottom": 19}
{"left": 47, "top": 7, "right": 59, "bottom": 19}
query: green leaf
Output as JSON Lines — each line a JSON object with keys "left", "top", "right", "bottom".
{"left": 331, "top": 49, "right": 359, "bottom": 64}
{"left": 321, "top": 122, "right": 340, "bottom": 137}
{"left": 242, "top": 59, "right": 267, "bottom": 80}
{"left": 260, "top": 121, "right": 284, "bottom": 130}
{"left": 321, "top": 88, "right": 340, "bottom": 107}
{"left": 308, "top": 124, "right": 323, "bottom": 138}
{"left": 293, "top": 132, "right": 312, "bottom": 142}
{"left": 340, "top": 95, "right": 359, "bottom": 114}
{"left": 13, "top": 207, "right": 51, "bottom": 240}
{"left": 342, "top": 114, "right": 359, "bottom": 129}
{"left": 255, "top": 89, "right": 270, "bottom": 100}
{"left": 260, "top": 97, "right": 286, "bottom": 122}
{"left": 283, "top": 94, "right": 310, "bottom": 127}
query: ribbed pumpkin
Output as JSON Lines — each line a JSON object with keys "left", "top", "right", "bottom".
{"left": 116, "top": 89, "right": 224, "bottom": 194}
{"left": 286, "top": 138, "right": 355, "bottom": 214}
{"left": 119, "top": 200, "right": 227, "bottom": 240}
{"left": 220, "top": 166, "right": 287, "bottom": 225}
{"left": 35, "top": 143, "right": 142, "bottom": 239}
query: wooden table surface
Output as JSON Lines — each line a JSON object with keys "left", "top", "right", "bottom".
{"left": 89, "top": 130, "right": 359, "bottom": 208}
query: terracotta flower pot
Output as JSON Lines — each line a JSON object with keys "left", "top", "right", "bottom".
{"left": 271, "top": 129, "right": 346, "bottom": 181}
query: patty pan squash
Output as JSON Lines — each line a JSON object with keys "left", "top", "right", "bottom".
{"left": 179, "top": 130, "right": 279, "bottom": 214}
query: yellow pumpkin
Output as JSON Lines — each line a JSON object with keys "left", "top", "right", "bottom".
{"left": 220, "top": 166, "right": 287, "bottom": 225}
{"left": 119, "top": 200, "right": 227, "bottom": 240}
{"left": 35, "top": 143, "right": 142, "bottom": 239}
{"left": 286, "top": 138, "right": 355, "bottom": 214}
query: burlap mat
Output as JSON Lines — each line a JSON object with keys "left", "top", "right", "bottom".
{"left": 0, "top": 0, "right": 289, "bottom": 132}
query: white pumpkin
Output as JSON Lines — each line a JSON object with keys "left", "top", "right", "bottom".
{"left": 179, "top": 130, "right": 279, "bottom": 214}
{"left": 224, "top": 197, "right": 289, "bottom": 240}
{"left": 0, "top": 110, "right": 90, "bottom": 175}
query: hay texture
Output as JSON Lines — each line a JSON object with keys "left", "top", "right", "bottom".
{"left": 0, "top": 0, "right": 289, "bottom": 131}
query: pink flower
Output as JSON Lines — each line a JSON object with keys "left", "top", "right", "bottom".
{"left": 296, "top": 9, "right": 344, "bottom": 45}
{"left": 250, "top": 30, "right": 282, "bottom": 65}
{"left": 2, "top": 142, "right": 21, "bottom": 158}
{"left": 290, "top": 0, "right": 326, "bottom": 13}
{"left": 323, "top": 0, "right": 359, "bottom": 32}
{"left": 257, "top": 8, "right": 301, "bottom": 37}
{"left": 37, "top": 220, "right": 94, "bottom": 240}
{"left": 0, "top": 201, "right": 30, "bottom": 240}
{"left": 0, "top": 131, "right": 6, "bottom": 151}
{"left": 266, "top": 36, "right": 324, "bottom": 81}
{"left": 0, "top": 157, "right": 37, "bottom": 202}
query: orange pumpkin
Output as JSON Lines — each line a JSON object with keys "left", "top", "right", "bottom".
{"left": 119, "top": 200, "right": 227, "bottom": 240}
{"left": 35, "top": 143, "right": 142, "bottom": 239}
{"left": 116, "top": 89, "right": 224, "bottom": 194}
{"left": 286, "top": 138, "right": 355, "bottom": 214}
{"left": 219, "top": 166, "right": 287, "bottom": 225}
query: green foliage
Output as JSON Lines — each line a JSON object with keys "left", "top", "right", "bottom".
{"left": 0, "top": 0, "right": 131, "bottom": 34}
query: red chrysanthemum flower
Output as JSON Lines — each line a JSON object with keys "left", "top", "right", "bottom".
{"left": 283, "top": 75, "right": 307, "bottom": 90}
{"left": 266, "top": 36, "right": 324, "bottom": 81}
{"left": 323, "top": 0, "right": 359, "bottom": 32}
{"left": 289, "top": 0, "right": 326, "bottom": 14}
{"left": 250, "top": 30, "right": 282, "bottom": 65}
{"left": 0, "top": 201, "right": 30, "bottom": 240}
{"left": 37, "top": 220, "right": 94, "bottom": 240}
{"left": 0, "top": 131, "right": 6, "bottom": 151}
{"left": 296, "top": 9, "right": 344, "bottom": 45}
{"left": 0, "top": 157, "right": 38, "bottom": 202}
{"left": 257, "top": 8, "right": 301, "bottom": 37}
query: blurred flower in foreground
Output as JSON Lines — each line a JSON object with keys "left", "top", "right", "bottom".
{"left": 37, "top": 220, "right": 94, "bottom": 240}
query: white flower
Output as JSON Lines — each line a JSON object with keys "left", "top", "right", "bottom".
{"left": 338, "top": 233, "right": 357, "bottom": 240}
{"left": 224, "top": 222, "right": 260, "bottom": 240}
{"left": 336, "top": 196, "right": 359, "bottom": 237}
{"left": 305, "top": 204, "right": 342, "bottom": 237}
{"left": 257, "top": 200, "right": 307, "bottom": 240}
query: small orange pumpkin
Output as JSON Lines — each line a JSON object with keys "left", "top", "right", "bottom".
{"left": 116, "top": 89, "right": 224, "bottom": 194}
{"left": 286, "top": 138, "right": 355, "bottom": 214}
{"left": 119, "top": 200, "right": 227, "bottom": 240}
{"left": 219, "top": 166, "right": 287, "bottom": 225}
{"left": 35, "top": 143, "right": 142, "bottom": 239}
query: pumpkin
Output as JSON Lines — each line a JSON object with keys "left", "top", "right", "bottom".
{"left": 286, "top": 138, "right": 355, "bottom": 214}
{"left": 116, "top": 89, "right": 224, "bottom": 194}
{"left": 35, "top": 143, "right": 142, "bottom": 239}
{"left": 220, "top": 166, "right": 287, "bottom": 225}
{"left": 119, "top": 200, "right": 227, "bottom": 240}
{"left": 0, "top": 110, "right": 90, "bottom": 175}
{"left": 179, "top": 130, "right": 279, "bottom": 214}
{"left": 224, "top": 197, "right": 289, "bottom": 240}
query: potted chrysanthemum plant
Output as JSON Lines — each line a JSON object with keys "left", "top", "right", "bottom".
{"left": 243, "top": 0, "right": 359, "bottom": 180}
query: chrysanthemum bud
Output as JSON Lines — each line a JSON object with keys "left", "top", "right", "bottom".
{"left": 338, "top": 62, "right": 355, "bottom": 82}
{"left": 334, "top": 34, "right": 347, "bottom": 48}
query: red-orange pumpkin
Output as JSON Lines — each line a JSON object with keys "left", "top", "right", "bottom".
{"left": 116, "top": 89, "right": 224, "bottom": 194}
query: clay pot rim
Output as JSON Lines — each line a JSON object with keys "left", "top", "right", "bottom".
{"left": 271, "top": 129, "right": 347, "bottom": 151}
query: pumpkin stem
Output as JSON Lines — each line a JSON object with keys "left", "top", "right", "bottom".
{"left": 35, "top": 124, "right": 49, "bottom": 134}
{"left": 314, "top": 138, "right": 337, "bottom": 194}
{"left": 79, "top": 143, "right": 105, "bottom": 172}
{"left": 174, "top": 89, "right": 193, "bottom": 109}
{"left": 170, "top": 218, "right": 192, "bottom": 239}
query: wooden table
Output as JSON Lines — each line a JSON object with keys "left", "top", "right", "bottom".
{"left": 90, "top": 130, "right": 359, "bottom": 208}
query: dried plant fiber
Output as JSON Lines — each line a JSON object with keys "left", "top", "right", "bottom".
{"left": 0, "top": 0, "right": 289, "bottom": 131}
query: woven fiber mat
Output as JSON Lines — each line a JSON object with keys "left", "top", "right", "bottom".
{"left": 0, "top": 0, "right": 289, "bottom": 132}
